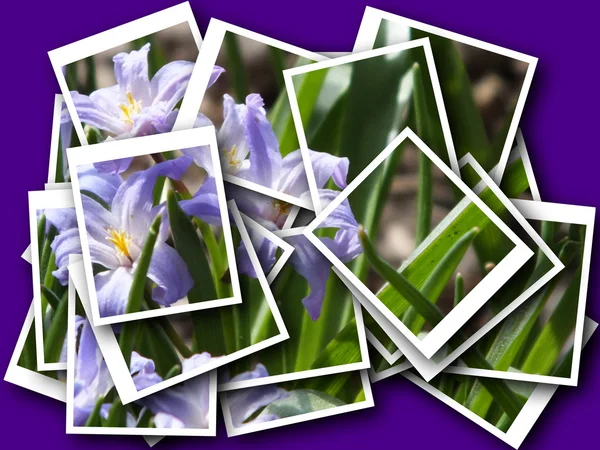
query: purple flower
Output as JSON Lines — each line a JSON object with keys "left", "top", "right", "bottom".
{"left": 226, "top": 364, "right": 288, "bottom": 427}
{"left": 73, "top": 317, "right": 113, "bottom": 426}
{"left": 140, "top": 353, "right": 214, "bottom": 429}
{"left": 69, "top": 44, "right": 199, "bottom": 173}
{"left": 77, "top": 157, "right": 197, "bottom": 317}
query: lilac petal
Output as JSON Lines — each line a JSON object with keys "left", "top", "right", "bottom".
{"left": 181, "top": 113, "right": 216, "bottom": 175}
{"left": 78, "top": 165, "right": 122, "bottom": 204}
{"left": 225, "top": 183, "right": 288, "bottom": 228}
{"left": 141, "top": 353, "right": 212, "bottom": 428}
{"left": 94, "top": 156, "right": 134, "bottom": 175}
{"left": 228, "top": 384, "right": 288, "bottom": 427}
{"left": 309, "top": 150, "right": 349, "bottom": 190}
{"left": 75, "top": 320, "right": 100, "bottom": 387}
{"left": 217, "top": 95, "right": 250, "bottom": 170}
{"left": 150, "top": 60, "right": 195, "bottom": 112}
{"left": 80, "top": 195, "right": 118, "bottom": 242}
{"left": 181, "top": 352, "right": 213, "bottom": 373}
{"left": 286, "top": 234, "right": 332, "bottom": 320}
{"left": 244, "top": 94, "right": 282, "bottom": 188}
{"left": 112, "top": 43, "right": 152, "bottom": 104}
{"left": 111, "top": 156, "right": 192, "bottom": 242}
{"left": 145, "top": 243, "right": 194, "bottom": 306}
{"left": 94, "top": 267, "right": 134, "bottom": 317}
{"left": 152, "top": 109, "right": 178, "bottom": 134}
{"left": 178, "top": 177, "right": 223, "bottom": 226}
{"left": 315, "top": 190, "right": 361, "bottom": 263}
{"left": 45, "top": 207, "right": 77, "bottom": 232}
{"left": 71, "top": 89, "right": 129, "bottom": 135}
{"left": 154, "top": 413, "right": 185, "bottom": 429}
{"left": 276, "top": 149, "right": 310, "bottom": 197}
{"left": 130, "top": 351, "right": 163, "bottom": 391}
{"left": 236, "top": 227, "right": 277, "bottom": 278}
{"left": 50, "top": 228, "right": 81, "bottom": 285}
{"left": 208, "top": 65, "right": 225, "bottom": 88}
{"left": 229, "top": 363, "right": 269, "bottom": 383}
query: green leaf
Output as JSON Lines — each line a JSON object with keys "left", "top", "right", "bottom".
{"left": 257, "top": 389, "right": 345, "bottom": 420}
{"left": 18, "top": 326, "right": 37, "bottom": 371}
{"left": 37, "top": 214, "right": 46, "bottom": 260}
{"left": 306, "top": 91, "right": 347, "bottom": 155}
{"left": 138, "top": 320, "right": 180, "bottom": 377}
{"left": 84, "top": 396, "right": 104, "bottom": 427}
{"left": 125, "top": 214, "right": 161, "bottom": 314}
{"left": 224, "top": 32, "right": 248, "bottom": 102}
{"left": 279, "top": 66, "right": 327, "bottom": 156}
{"left": 118, "top": 320, "right": 139, "bottom": 370}
{"left": 410, "top": 31, "right": 494, "bottom": 172}
{"left": 454, "top": 273, "right": 465, "bottom": 307}
{"left": 43, "top": 290, "right": 68, "bottom": 363}
{"left": 40, "top": 284, "right": 61, "bottom": 311}
{"left": 167, "top": 190, "right": 217, "bottom": 302}
{"left": 104, "top": 397, "right": 127, "bottom": 428}
{"left": 403, "top": 228, "right": 480, "bottom": 334}
{"left": 268, "top": 47, "right": 286, "bottom": 89}
{"left": 520, "top": 267, "right": 582, "bottom": 375}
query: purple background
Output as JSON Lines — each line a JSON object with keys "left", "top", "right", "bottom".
{"left": 2, "top": 1, "right": 598, "bottom": 448}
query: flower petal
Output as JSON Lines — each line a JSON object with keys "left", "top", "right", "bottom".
{"left": 208, "top": 65, "right": 225, "bottom": 88}
{"left": 228, "top": 384, "right": 288, "bottom": 427}
{"left": 236, "top": 226, "right": 278, "bottom": 279}
{"left": 50, "top": 228, "right": 82, "bottom": 285}
{"left": 178, "top": 177, "right": 223, "bottom": 226}
{"left": 93, "top": 156, "right": 134, "bottom": 175}
{"left": 150, "top": 60, "right": 195, "bottom": 112}
{"left": 71, "top": 89, "right": 129, "bottom": 135}
{"left": 244, "top": 94, "right": 282, "bottom": 189}
{"left": 94, "top": 267, "right": 134, "bottom": 317}
{"left": 112, "top": 43, "right": 152, "bottom": 104}
{"left": 145, "top": 243, "right": 194, "bottom": 306}
{"left": 286, "top": 234, "right": 333, "bottom": 321}
{"left": 45, "top": 207, "right": 77, "bottom": 232}
{"left": 78, "top": 165, "right": 122, "bottom": 203}
{"left": 111, "top": 156, "right": 192, "bottom": 242}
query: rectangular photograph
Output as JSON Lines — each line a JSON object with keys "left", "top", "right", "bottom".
{"left": 221, "top": 370, "right": 373, "bottom": 435}
{"left": 403, "top": 317, "right": 597, "bottom": 449}
{"left": 68, "top": 202, "right": 288, "bottom": 404}
{"left": 363, "top": 152, "right": 562, "bottom": 381}
{"left": 67, "top": 127, "right": 242, "bottom": 325}
{"left": 173, "top": 18, "right": 333, "bottom": 210}
{"left": 353, "top": 6, "right": 537, "bottom": 184}
{"left": 303, "top": 129, "right": 533, "bottom": 358}
{"left": 28, "top": 188, "right": 77, "bottom": 371}
{"left": 444, "top": 199, "right": 594, "bottom": 385}
{"left": 67, "top": 257, "right": 217, "bottom": 436}
{"left": 49, "top": 2, "right": 201, "bottom": 147}
{"left": 218, "top": 225, "right": 369, "bottom": 391}
{"left": 4, "top": 302, "right": 66, "bottom": 402}
{"left": 284, "top": 38, "right": 457, "bottom": 214}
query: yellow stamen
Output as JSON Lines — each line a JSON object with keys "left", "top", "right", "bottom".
{"left": 272, "top": 200, "right": 292, "bottom": 216}
{"left": 119, "top": 91, "right": 143, "bottom": 124}
{"left": 223, "top": 145, "right": 242, "bottom": 168}
{"left": 106, "top": 228, "right": 132, "bottom": 259}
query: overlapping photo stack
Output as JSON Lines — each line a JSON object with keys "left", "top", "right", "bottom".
{"left": 6, "top": 3, "right": 596, "bottom": 448}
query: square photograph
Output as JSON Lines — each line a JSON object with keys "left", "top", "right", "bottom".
{"left": 304, "top": 130, "right": 534, "bottom": 358}
{"left": 354, "top": 6, "right": 537, "bottom": 184}
{"left": 173, "top": 19, "right": 338, "bottom": 210}
{"left": 49, "top": 3, "right": 201, "bottom": 147}
{"left": 67, "top": 128, "right": 242, "bottom": 325}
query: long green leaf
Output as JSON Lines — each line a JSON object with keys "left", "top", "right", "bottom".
{"left": 43, "top": 290, "right": 69, "bottom": 363}
{"left": 125, "top": 214, "right": 161, "bottom": 314}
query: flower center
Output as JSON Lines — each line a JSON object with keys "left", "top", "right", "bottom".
{"left": 106, "top": 228, "right": 133, "bottom": 259}
{"left": 119, "top": 91, "right": 143, "bottom": 124}
{"left": 272, "top": 200, "right": 292, "bottom": 216}
{"left": 223, "top": 145, "right": 242, "bottom": 168}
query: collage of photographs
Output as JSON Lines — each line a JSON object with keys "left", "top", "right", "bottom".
{"left": 4, "top": 2, "right": 597, "bottom": 450}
